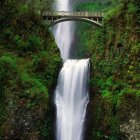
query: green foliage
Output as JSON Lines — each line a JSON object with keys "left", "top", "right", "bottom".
{"left": 85, "top": 0, "right": 139, "bottom": 97}
{"left": 74, "top": 1, "right": 111, "bottom": 58}
{"left": 0, "top": 0, "right": 61, "bottom": 139}
{"left": 21, "top": 73, "right": 49, "bottom": 108}
{"left": 18, "top": 4, "right": 29, "bottom": 14}
{"left": 0, "top": 55, "right": 18, "bottom": 138}
{"left": 104, "top": 5, "right": 121, "bottom": 22}
{"left": 127, "top": 3, "right": 137, "bottom": 14}
{"left": 75, "top": 1, "right": 113, "bottom": 12}
{"left": 13, "top": 35, "right": 26, "bottom": 51}
{"left": 0, "top": 55, "right": 17, "bottom": 80}
{"left": 26, "top": 0, "right": 54, "bottom": 13}
{"left": 32, "top": 50, "right": 61, "bottom": 87}
{"left": 120, "top": 87, "right": 140, "bottom": 96}
{"left": 76, "top": 0, "right": 139, "bottom": 139}
{"left": 25, "top": 35, "right": 43, "bottom": 53}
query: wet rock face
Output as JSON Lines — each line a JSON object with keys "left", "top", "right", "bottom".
{"left": 119, "top": 94, "right": 140, "bottom": 140}
{"left": 120, "top": 119, "right": 140, "bottom": 140}
{"left": 86, "top": 92, "right": 140, "bottom": 140}
{"left": 2, "top": 101, "right": 44, "bottom": 140}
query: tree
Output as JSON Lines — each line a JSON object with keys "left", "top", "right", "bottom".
{"left": 26, "top": 0, "right": 54, "bottom": 14}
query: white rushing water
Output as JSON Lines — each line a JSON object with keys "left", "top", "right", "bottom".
{"left": 55, "top": 59, "right": 89, "bottom": 140}
{"left": 54, "top": 0, "right": 89, "bottom": 140}
{"left": 53, "top": 0, "right": 75, "bottom": 60}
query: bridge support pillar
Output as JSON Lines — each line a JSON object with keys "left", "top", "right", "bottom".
{"left": 97, "top": 18, "right": 99, "bottom": 23}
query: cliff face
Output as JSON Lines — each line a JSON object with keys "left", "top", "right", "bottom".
{"left": 0, "top": 1, "right": 61, "bottom": 139}
{"left": 85, "top": 0, "right": 140, "bottom": 139}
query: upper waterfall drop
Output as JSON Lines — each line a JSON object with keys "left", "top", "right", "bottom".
{"left": 53, "top": 0, "right": 75, "bottom": 60}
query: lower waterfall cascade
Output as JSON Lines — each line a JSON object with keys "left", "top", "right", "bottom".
{"left": 55, "top": 59, "right": 90, "bottom": 140}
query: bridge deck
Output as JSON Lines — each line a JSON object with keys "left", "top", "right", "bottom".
{"left": 42, "top": 11, "right": 105, "bottom": 18}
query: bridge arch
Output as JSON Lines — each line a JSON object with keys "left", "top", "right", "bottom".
{"left": 50, "top": 17, "right": 103, "bottom": 27}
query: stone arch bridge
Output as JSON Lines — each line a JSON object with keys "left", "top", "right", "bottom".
{"left": 42, "top": 11, "right": 105, "bottom": 27}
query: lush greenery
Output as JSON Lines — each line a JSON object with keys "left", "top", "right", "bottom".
{"left": 0, "top": 0, "right": 61, "bottom": 139}
{"left": 0, "top": 0, "right": 140, "bottom": 139}
{"left": 74, "top": 1, "right": 113, "bottom": 58}
{"left": 75, "top": 0, "right": 140, "bottom": 139}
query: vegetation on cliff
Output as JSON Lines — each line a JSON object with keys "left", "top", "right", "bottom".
{"left": 0, "top": 0, "right": 61, "bottom": 139}
{"left": 76, "top": 0, "right": 140, "bottom": 139}
{"left": 0, "top": 0, "right": 139, "bottom": 140}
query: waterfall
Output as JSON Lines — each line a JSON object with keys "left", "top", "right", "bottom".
{"left": 53, "top": 0, "right": 75, "bottom": 60}
{"left": 55, "top": 59, "right": 89, "bottom": 140}
{"left": 53, "top": 0, "right": 89, "bottom": 140}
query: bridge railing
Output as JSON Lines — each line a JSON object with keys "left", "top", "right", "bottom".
{"left": 43, "top": 11, "right": 105, "bottom": 17}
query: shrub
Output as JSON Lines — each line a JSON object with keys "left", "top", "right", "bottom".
{"left": 0, "top": 55, "right": 17, "bottom": 80}
{"left": 1, "top": 28, "right": 14, "bottom": 48}
{"left": 26, "top": 35, "right": 43, "bottom": 52}
{"left": 32, "top": 51, "right": 61, "bottom": 87}
{"left": 13, "top": 35, "right": 22, "bottom": 46}
{"left": 20, "top": 73, "right": 48, "bottom": 109}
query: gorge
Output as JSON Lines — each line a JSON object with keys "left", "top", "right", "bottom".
{"left": 0, "top": 0, "right": 139, "bottom": 140}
